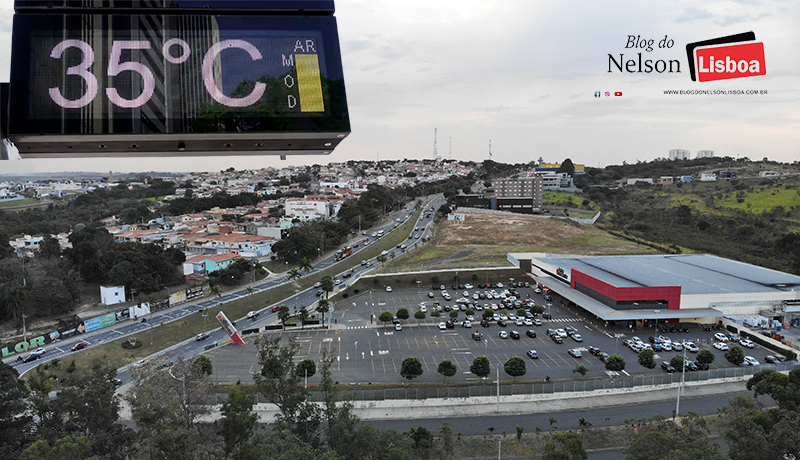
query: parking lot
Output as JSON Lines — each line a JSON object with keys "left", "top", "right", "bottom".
{"left": 206, "top": 281, "right": 783, "bottom": 385}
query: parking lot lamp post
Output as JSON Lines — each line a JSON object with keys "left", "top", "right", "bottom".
{"left": 496, "top": 363, "right": 500, "bottom": 412}
{"left": 675, "top": 345, "right": 687, "bottom": 419}
{"left": 654, "top": 310, "right": 661, "bottom": 335}
{"left": 416, "top": 280, "right": 421, "bottom": 293}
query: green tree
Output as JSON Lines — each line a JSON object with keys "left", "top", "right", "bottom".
{"left": 638, "top": 348, "right": 657, "bottom": 369}
{"left": 396, "top": 308, "right": 409, "bottom": 322}
{"left": 516, "top": 424, "right": 524, "bottom": 441}
{"left": 316, "top": 298, "right": 330, "bottom": 327}
{"left": 0, "top": 282, "right": 28, "bottom": 321}
{"left": 531, "top": 304, "right": 545, "bottom": 315}
{"left": 192, "top": 355, "right": 213, "bottom": 376}
{"left": 605, "top": 355, "right": 626, "bottom": 372}
{"left": 0, "top": 361, "right": 32, "bottom": 457}
{"left": 670, "top": 354, "right": 685, "bottom": 371}
{"left": 696, "top": 349, "right": 715, "bottom": 366}
{"left": 277, "top": 306, "right": 291, "bottom": 329}
{"left": 19, "top": 436, "right": 95, "bottom": 460}
{"left": 296, "top": 359, "right": 317, "bottom": 380}
{"left": 400, "top": 357, "right": 423, "bottom": 380}
{"left": 437, "top": 360, "right": 457, "bottom": 382}
{"left": 746, "top": 368, "right": 800, "bottom": 410}
{"left": 320, "top": 275, "right": 335, "bottom": 300}
{"left": 543, "top": 432, "right": 586, "bottom": 460}
{"left": 287, "top": 267, "right": 302, "bottom": 284}
{"left": 217, "top": 387, "right": 258, "bottom": 458}
{"left": 209, "top": 284, "right": 222, "bottom": 298}
{"left": 573, "top": 364, "right": 589, "bottom": 376}
{"left": 245, "top": 286, "right": 254, "bottom": 310}
{"left": 414, "top": 310, "right": 426, "bottom": 324}
{"left": 470, "top": 356, "right": 492, "bottom": 379}
{"left": 406, "top": 426, "right": 434, "bottom": 449}
{"left": 625, "top": 413, "right": 724, "bottom": 460}
{"left": 379, "top": 311, "right": 393, "bottom": 327}
{"left": 449, "top": 310, "right": 459, "bottom": 320}
{"left": 504, "top": 356, "right": 526, "bottom": 381}
{"left": 725, "top": 346, "right": 745, "bottom": 366}
{"left": 252, "top": 335, "right": 320, "bottom": 446}
{"left": 298, "top": 307, "right": 310, "bottom": 329}
{"left": 376, "top": 254, "right": 387, "bottom": 266}
{"left": 558, "top": 158, "right": 576, "bottom": 176}
{"left": 482, "top": 310, "right": 494, "bottom": 321}
{"left": 298, "top": 257, "right": 313, "bottom": 274}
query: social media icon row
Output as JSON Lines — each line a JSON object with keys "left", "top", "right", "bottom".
{"left": 594, "top": 91, "right": 623, "bottom": 97}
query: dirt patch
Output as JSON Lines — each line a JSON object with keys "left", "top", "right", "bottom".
{"left": 437, "top": 213, "right": 586, "bottom": 248}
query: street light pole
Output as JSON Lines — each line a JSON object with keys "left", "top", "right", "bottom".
{"left": 21, "top": 314, "right": 28, "bottom": 343}
{"left": 496, "top": 362, "right": 500, "bottom": 413}
{"left": 676, "top": 345, "right": 687, "bottom": 419}
{"left": 654, "top": 310, "right": 661, "bottom": 335}
{"left": 354, "top": 341, "right": 358, "bottom": 383}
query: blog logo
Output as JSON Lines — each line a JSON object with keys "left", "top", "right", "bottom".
{"left": 686, "top": 32, "right": 766, "bottom": 82}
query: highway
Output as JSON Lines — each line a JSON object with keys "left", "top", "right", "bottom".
{"left": 6, "top": 195, "right": 443, "bottom": 379}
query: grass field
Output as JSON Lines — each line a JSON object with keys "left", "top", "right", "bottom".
{"left": 382, "top": 212, "right": 658, "bottom": 271}
{"left": 0, "top": 199, "right": 47, "bottom": 211}
{"left": 714, "top": 187, "right": 800, "bottom": 214}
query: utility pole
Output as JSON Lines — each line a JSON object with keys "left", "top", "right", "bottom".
{"left": 496, "top": 363, "right": 500, "bottom": 413}
{"left": 676, "top": 345, "right": 687, "bottom": 419}
{"left": 22, "top": 314, "right": 28, "bottom": 343}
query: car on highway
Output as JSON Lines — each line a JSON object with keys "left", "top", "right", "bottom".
{"left": 71, "top": 341, "right": 89, "bottom": 351}
{"left": 195, "top": 333, "right": 210, "bottom": 341}
{"left": 661, "top": 362, "right": 676, "bottom": 373}
{"left": 714, "top": 332, "right": 729, "bottom": 341}
{"left": 272, "top": 305, "right": 281, "bottom": 312}
{"left": 498, "top": 331, "right": 509, "bottom": 339}
{"left": 568, "top": 348, "right": 582, "bottom": 358}
{"left": 438, "top": 322, "right": 447, "bottom": 330}
{"left": 526, "top": 350, "right": 539, "bottom": 359}
{"left": 713, "top": 342, "right": 729, "bottom": 351}
{"left": 246, "top": 311, "right": 259, "bottom": 320}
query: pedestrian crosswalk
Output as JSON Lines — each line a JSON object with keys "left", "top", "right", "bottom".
{"left": 545, "top": 318, "right": 582, "bottom": 323}
{"left": 346, "top": 326, "right": 369, "bottom": 329}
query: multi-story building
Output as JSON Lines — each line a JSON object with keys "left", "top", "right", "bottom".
{"left": 494, "top": 177, "right": 544, "bottom": 212}
{"left": 668, "top": 149, "right": 690, "bottom": 160}
{"left": 696, "top": 150, "right": 714, "bottom": 158}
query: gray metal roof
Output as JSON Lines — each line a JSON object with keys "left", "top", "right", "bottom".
{"left": 534, "top": 254, "right": 800, "bottom": 295}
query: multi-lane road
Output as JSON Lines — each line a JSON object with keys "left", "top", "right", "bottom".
{"left": 6, "top": 195, "right": 443, "bottom": 378}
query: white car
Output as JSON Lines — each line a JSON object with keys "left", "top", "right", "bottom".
{"left": 385, "top": 286, "right": 392, "bottom": 292}
{"left": 246, "top": 311, "right": 259, "bottom": 319}
{"left": 463, "top": 321, "right": 472, "bottom": 328}
{"left": 740, "top": 339, "right": 755, "bottom": 348}
{"left": 464, "top": 284, "right": 473, "bottom": 289}
{"left": 684, "top": 342, "right": 699, "bottom": 352}
{"left": 523, "top": 318, "right": 533, "bottom": 326}
{"left": 713, "top": 342, "right": 729, "bottom": 351}
{"left": 557, "top": 329, "right": 568, "bottom": 338}
{"left": 438, "top": 322, "right": 447, "bottom": 330}
{"left": 420, "top": 305, "right": 427, "bottom": 313}
{"left": 714, "top": 332, "right": 729, "bottom": 342}
{"left": 571, "top": 334, "right": 583, "bottom": 342}
{"left": 743, "top": 356, "right": 760, "bottom": 366}
{"left": 499, "top": 331, "right": 509, "bottom": 339}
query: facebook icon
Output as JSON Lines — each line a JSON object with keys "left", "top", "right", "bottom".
{"left": 594, "top": 91, "right": 601, "bottom": 98}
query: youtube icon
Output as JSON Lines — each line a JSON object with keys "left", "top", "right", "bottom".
{"left": 614, "top": 92, "right": 622, "bottom": 96}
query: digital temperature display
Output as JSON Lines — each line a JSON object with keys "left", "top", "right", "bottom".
{"left": 8, "top": 13, "right": 349, "bottom": 157}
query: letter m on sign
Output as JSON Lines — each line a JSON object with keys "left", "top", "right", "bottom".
{"left": 282, "top": 54, "right": 294, "bottom": 67}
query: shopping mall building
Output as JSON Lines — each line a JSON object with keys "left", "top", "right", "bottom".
{"left": 507, "top": 253, "right": 800, "bottom": 327}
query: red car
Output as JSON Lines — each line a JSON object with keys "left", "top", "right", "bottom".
{"left": 271, "top": 306, "right": 281, "bottom": 313}
{"left": 71, "top": 341, "right": 88, "bottom": 351}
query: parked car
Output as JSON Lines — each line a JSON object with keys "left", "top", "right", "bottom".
{"left": 533, "top": 318, "right": 543, "bottom": 326}
{"left": 472, "top": 332, "right": 482, "bottom": 341}
{"left": 551, "top": 335, "right": 563, "bottom": 344}
{"left": 71, "top": 341, "right": 89, "bottom": 351}
{"left": 438, "top": 322, "right": 447, "bottom": 330}
{"left": 510, "top": 330, "right": 520, "bottom": 339}
{"left": 714, "top": 332, "right": 729, "bottom": 342}
{"left": 463, "top": 321, "right": 472, "bottom": 328}
{"left": 394, "top": 323, "right": 402, "bottom": 331}
{"left": 499, "top": 331, "right": 509, "bottom": 339}
{"left": 588, "top": 346, "right": 601, "bottom": 356}
{"left": 661, "top": 362, "right": 676, "bottom": 373}
{"left": 713, "top": 342, "right": 729, "bottom": 351}
{"left": 598, "top": 352, "right": 610, "bottom": 363}
{"left": 526, "top": 350, "right": 539, "bottom": 359}
{"left": 571, "top": 334, "right": 583, "bottom": 342}
{"left": 525, "top": 330, "right": 536, "bottom": 338}
{"left": 684, "top": 361, "right": 698, "bottom": 371}
{"left": 684, "top": 342, "right": 699, "bottom": 352}
{"left": 428, "top": 292, "right": 435, "bottom": 298}
{"left": 497, "top": 320, "right": 508, "bottom": 327}
{"left": 740, "top": 339, "right": 755, "bottom": 348}
{"left": 480, "top": 320, "right": 491, "bottom": 327}
{"left": 568, "top": 348, "right": 582, "bottom": 358}
{"left": 764, "top": 355, "right": 786, "bottom": 364}
{"left": 743, "top": 356, "right": 760, "bottom": 366}
{"left": 385, "top": 286, "right": 393, "bottom": 292}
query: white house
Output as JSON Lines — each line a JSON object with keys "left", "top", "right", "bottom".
{"left": 100, "top": 285, "right": 126, "bottom": 306}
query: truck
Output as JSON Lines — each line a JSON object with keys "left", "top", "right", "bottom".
{"left": 334, "top": 245, "right": 353, "bottom": 261}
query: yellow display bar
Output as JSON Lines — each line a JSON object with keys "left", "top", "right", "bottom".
{"left": 296, "top": 54, "right": 325, "bottom": 112}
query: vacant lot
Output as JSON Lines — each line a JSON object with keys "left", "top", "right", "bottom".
{"left": 383, "top": 212, "right": 658, "bottom": 271}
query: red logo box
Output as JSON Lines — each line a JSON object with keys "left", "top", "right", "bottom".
{"left": 694, "top": 42, "right": 765, "bottom": 82}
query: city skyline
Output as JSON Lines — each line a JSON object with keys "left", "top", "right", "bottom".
{"left": 1, "top": 0, "right": 799, "bottom": 174}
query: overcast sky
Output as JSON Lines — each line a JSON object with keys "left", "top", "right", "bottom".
{"left": 1, "top": 0, "right": 799, "bottom": 175}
